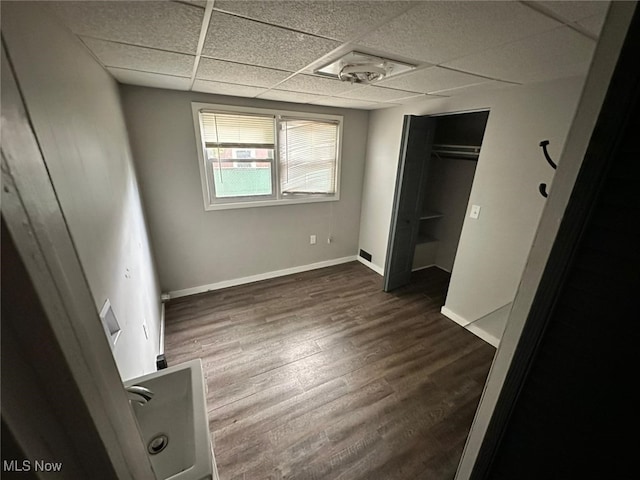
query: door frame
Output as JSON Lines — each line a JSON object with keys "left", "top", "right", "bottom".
{"left": 1, "top": 42, "right": 155, "bottom": 479}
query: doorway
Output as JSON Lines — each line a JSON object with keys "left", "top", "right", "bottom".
{"left": 384, "top": 111, "right": 490, "bottom": 294}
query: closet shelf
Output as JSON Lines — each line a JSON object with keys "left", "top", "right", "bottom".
{"left": 420, "top": 211, "right": 444, "bottom": 221}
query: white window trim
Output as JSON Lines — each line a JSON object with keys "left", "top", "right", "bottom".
{"left": 191, "top": 102, "right": 343, "bottom": 211}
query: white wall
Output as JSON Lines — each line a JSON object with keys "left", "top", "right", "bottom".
{"left": 359, "top": 76, "right": 585, "bottom": 323}
{"left": 2, "top": 2, "right": 161, "bottom": 381}
{"left": 120, "top": 86, "right": 369, "bottom": 294}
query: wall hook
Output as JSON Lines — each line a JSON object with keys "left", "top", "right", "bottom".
{"left": 539, "top": 183, "right": 549, "bottom": 198}
{"left": 538, "top": 140, "right": 556, "bottom": 198}
{"left": 539, "top": 140, "right": 557, "bottom": 170}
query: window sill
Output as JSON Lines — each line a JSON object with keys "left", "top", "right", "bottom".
{"left": 203, "top": 195, "right": 340, "bottom": 211}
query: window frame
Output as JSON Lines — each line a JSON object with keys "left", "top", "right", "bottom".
{"left": 192, "top": 102, "right": 343, "bottom": 211}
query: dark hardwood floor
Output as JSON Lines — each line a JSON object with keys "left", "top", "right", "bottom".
{"left": 164, "top": 262, "right": 495, "bottom": 480}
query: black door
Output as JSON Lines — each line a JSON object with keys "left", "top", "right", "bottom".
{"left": 383, "top": 115, "right": 435, "bottom": 291}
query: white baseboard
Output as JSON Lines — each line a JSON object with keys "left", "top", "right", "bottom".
{"left": 356, "top": 256, "right": 384, "bottom": 275}
{"left": 168, "top": 256, "right": 358, "bottom": 299}
{"left": 465, "top": 323, "right": 500, "bottom": 348}
{"left": 413, "top": 264, "right": 452, "bottom": 273}
{"left": 440, "top": 306, "right": 471, "bottom": 327}
{"left": 158, "top": 302, "right": 165, "bottom": 354}
{"left": 441, "top": 305, "right": 507, "bottom": 347}
{"left": 412, "top": 264, "right": 436, "bottom": 272}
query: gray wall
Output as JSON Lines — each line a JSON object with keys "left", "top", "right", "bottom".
{"left": 120, "top": 86, "right": 369, "bottom": 294}
{"left": 2, "top": 2, "right": 161, "bottom": 381}
{"left": 359, "top": 76, "right": 586, "bottom": 324}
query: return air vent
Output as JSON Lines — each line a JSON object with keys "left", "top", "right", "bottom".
{"left": 359, "top": 249, "right": 373, "bottom": 262}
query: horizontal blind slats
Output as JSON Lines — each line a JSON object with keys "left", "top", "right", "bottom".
{"left": 279, "top": 119, "right": 338, "bottom": 194}
{"left": 201, "top": 112, "right": 275, "bottom": 146}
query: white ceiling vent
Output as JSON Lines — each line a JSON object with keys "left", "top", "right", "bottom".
{"left": 315, "top": 51, "right": 416, "bottom": 85}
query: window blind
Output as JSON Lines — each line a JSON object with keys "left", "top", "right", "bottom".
{"left": 200, "top": 111, "right": 275, "bottom": 147}
{"left": 279, "top": 119, "right": 338, "bottom": 194}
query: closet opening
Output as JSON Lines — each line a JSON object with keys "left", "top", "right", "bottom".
{"left": 383, "top": 110, "right": 490, "bottom": 294}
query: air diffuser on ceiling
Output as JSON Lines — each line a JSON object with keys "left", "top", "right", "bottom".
{"left": 315, "top": 51, "right": 415, "bottom": 85}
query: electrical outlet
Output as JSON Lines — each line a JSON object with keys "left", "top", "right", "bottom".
{"left": 310, "top": 235, "right": 317, "bottom": 245}
{"left": 327, "top": 235, "right": 332, "bottom": 244}
{"left": 470, "top": 205, "right": 481, "bottom": 219}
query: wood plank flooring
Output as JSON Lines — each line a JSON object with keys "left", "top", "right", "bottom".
{"left": 164, "top": 262, "right": 495, "bottom": 480}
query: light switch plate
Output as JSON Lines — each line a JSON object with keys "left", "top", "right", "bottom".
{"left": 470, "top": 205, "right": 481, "bottom": 219}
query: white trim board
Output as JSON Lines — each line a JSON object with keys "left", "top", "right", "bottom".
{"left": 412, "top": 264, "right": 436, "bottom": 272}
{"left": 412, "top": 264, "right": 452, "bottom": 273}
{"left": 159, "top": 303, "right": 165, "bottom": 355}
{"left": 168, "top": 256, "right": 357, "bottom": 299}
{"left": 356, "top": 256, "right": 384, "bottom": 275}
{"left": 441, "top": 303, "right": 511, "bottom": 347}
{"left": 466, "top": 323, "right": 500, "bottom": 348}
{"left": 440, "top": 306, "right": 471, "bottom": 327}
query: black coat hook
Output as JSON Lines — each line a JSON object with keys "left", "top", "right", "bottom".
{"left": 539, "top": 140, "right": 557, "bottom": 170}
{"left": 539, "top": 183, "right": 549, "bottom": 198}
{"left": 538, "top": 140, "right": 556, "bottom": 198}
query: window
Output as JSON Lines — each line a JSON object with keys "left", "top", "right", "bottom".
{"left": 193, "top": 103, "right": 342, "bottom": 210}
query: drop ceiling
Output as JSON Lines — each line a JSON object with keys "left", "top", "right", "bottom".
{"left": 49, "top": 0, "right": 610, "bottom": 110}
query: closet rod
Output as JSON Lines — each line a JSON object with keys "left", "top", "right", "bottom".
{"left": 432, "top": 143, "right": 481, "bottom": 160}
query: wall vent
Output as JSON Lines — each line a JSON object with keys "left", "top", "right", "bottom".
{"left": 359, "top": 249, "right": 373, "bottom": 262}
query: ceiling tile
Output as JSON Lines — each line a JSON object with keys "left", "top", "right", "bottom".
{"left": 108, "top": 68, "right": 192, "bottom": 90}
{"left": 83, "top": 38, "right": 194, "bottom": 77}
{"left": 357, "top": 1, "right": 561, "bottom": 64}
{"left": 389, "top": 94, "right": 444, "bottom": 105}
{"left": 431, "top": 79, "right": 518, "bottom": 97}
{"left": 534, "top": 1, "right": 610, "bottom": 22}
{"left": 196, "top": 58, "right": 292, "bottom": 88}
{"left": 308, "top": 96, "right": 381, "bottom": 110}
{"left": 51, "top": 1, "right": 203, "bottom": 54}
{"left": 256, "top": 90, "right": 326, "bottom": 104}
{"left": 368, "top": 104, "right": 399, "bottom": 110}
{"left": 576, "top": 13, "right": 608, "bottom": 37}
{"left": 443, "top": 26, "right": 595, "bottom": 84}
{"left": 192, "top": 79, "right": 267, "bottom": 98}
{"left": 202, "top": 12, "right": 340, "bottom": 71}
{"left": 340, "top": 86, "right": 424, "bottom": 102}
{"left": 378, "top": 66, "right": 492, "bottom": 94}
{"left": 176, "top": 0, "right": 207, "bottom": 8}
{"left": 213, "top": 1, "right": 411, "bottom": 41}
{"left": 275, "top": 74, "right": 364, "bottom": 96}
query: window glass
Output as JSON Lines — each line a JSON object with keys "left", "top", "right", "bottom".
{"left": 206, "top": 147, "right": 273, "bottom": 198}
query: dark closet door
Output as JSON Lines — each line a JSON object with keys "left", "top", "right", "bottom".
{"left": 383, "top": 115, "right": 435, "bottom": 291}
